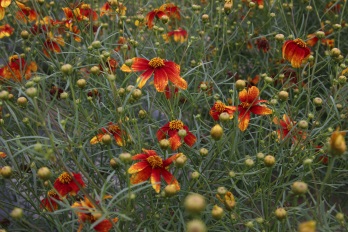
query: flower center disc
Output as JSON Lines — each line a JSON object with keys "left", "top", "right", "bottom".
{"left": 149, "top": 57, "right": 165, "bottom": 68}
{"left": 294, "top": 38, "right": 306, "bottom": 48}
{"left": 169, "top": 120, "right": 184, "bottom": 130}
{"left": 215, "top": 102, "right": 226, "bottom": 113}
{"left": 58, "top": 172, "right": 72, "bottom": 183}
{"left": 108, "top": 124, "right": 120, "bottom": 134}
{"left": 147, "top": 155, "right": 163, "bottom": 168}
{"left": 240, "top": 102, "right": 250, "bottom": 109}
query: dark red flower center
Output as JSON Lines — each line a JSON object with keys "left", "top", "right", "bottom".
{"left": 146, "top": 155, "right": 163, "bottom": 168}
{"left": 149, "top": 57, "right": 165, "bottom": 68}
{"left": 293, "top": 38, "right": 306, "bottom": 48}
{"left": 107, "top": 124, "right": 120, "bottom": 133}
{"left": 169, "top": 120, "right": 184, "bottom": 130}
{"left": 58, "top": 172, "right": 72, "bottom": 184}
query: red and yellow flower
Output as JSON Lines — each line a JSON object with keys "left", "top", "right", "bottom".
{"left": 0, "top": 24, "right": 14, "bottom": 39}
{"left": 0, "top": 55, "right": 37, "bottom": 82}
{"left": 145, "top": 3, "right": 180, "bottom": 29}
{"left": 157, "top": 119, "right": 196, "bottom": 150}
{"left": 329, "top": 128, "right": 346, "bottom": 156}
{"left": 237, "top": 86, "right": 272, "bottom": 131}
{"left": 273, "top": 114, "right": 295, "bottom": 140}
{"left": 0, "top": 0, "right": 11, "bottom": 20}
{"left": 100, "top": 1, "right": 127, "bottom": 17}
{"left": 15, "top": 1, "right": 38, "bottom": 23}
{"left": 40, "top": 189, "right": 60, "bottom": 212}
{"left": 72, "top": 196, "right": 118, "bottom": 232}
{"left": 90, "top": 122, "right": 127, "bottom": 146}
{"left": 128, "top": 149, "right": 180, "bottom": 193}
{"left": 43, "top": 32, "right": 65, "bottom": 57}
{"left": 210, "top": 101, "right": 236, "bottom": 121}
{"left": 53, "top": 172, "right": 85, "bottom": 197}
{"left": 282, "top": 38, "right": 311, "bottom": 68}
{"left": 120, "top": 57, "right": 187, "bottom": 92}
{"left": 163, "top": 28, "right": 188, "bottom": 43}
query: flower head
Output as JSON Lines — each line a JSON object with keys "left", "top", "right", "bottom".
{"left": 163, "top": 28, "right": 188, "bottom": 43}
{"left": 40, "top": 189, "right": 60, "bottom": 212}
{"left": 0, "top": 0, "right": 11, "bottom": 20}
{"left": 0, "top": 55, "right": 37, "bottom": 82}
{"left": 72, "top": 196, "right": 118, "bottom": 232}
{"left": 157, "top": 120, "right": 196, "bottom": 150}
{"left": 121, "top": 57, "right": 187, "bottom": 92}
{"left": 210, "top": 101, "right": 236, "bottom": 121}
{"left": 216, "top": 191, "right": 236, "bottom": 211}
{"left": 273, "top": 114, "right": 295, "bottom": 140}
{"left": 282, "top": 38, "right": 311, "bottom": 68}
{"left": 0, "top": 24, "right": 14, "bottom": 39}
{"left": 237, "top": 86, "right": 272, "bottom": 131}
{"left": 43, "top": 32, "right": 65, "bottom": 57}
{"left": 15, "top": 1, "right": 38, "bottom": 23}
{"left": 53, "top": 172, "right": 85, "bottom": 197}
{"left": 145, "top": 3, "right": 180, "bottom": 29}
{"left": 128, "top": 149, "right": 180, "bottom": 193}
{"left": 90, "top": 122, "right": 127, "bottom": 146}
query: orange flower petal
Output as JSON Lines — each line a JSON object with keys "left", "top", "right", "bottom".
{"left": 250, "top": 105, "right": 272, "bottom": 115}
{"left": 162, "top": 169, "right": 180, "bottom": 191}
{"left": 184, "top": 131, "right": 196, "bottom": 147}
{"left": 169, "top": 133, "right": 182, "bottom": 150}
{"left": 130, "top": 166, "right": 152, "bottom": 184}
{"left": 120, "top": 64, "right": 132, "bottom": 72}
{"left": 238, "top": 110, "right": 250, "bottom": 131}
{"left": 1, "top": 0, "right": 11, "bottom": 8}
{"left": 163, "top": 153, "right": 179, "bottom": 167}
{"left": 0, "top": 7, "right": 4, "bottom": 20}
{"left": 239, "top": 89, "right": 248, "bottom": 102}
{"left": 150, "top": 168, "right": 161, "bottom": 193}
{"left": 137, "top": 69, "right": 154, "bottom": 88}
{"left": 247, "top": 86, "right": 259, "bottom": 104}
{"left": 128, "top": 161, "right": 149, "bottom": 174}
{"left": 113, "top": 134, "right": 124, "bottom": 146}
{"left": 90, "top": 134, "right": 104, "bottom": 144}
{"left": 132, "top": 57, "right": 150, "bottom": 71}
{"left": 153, "top": 68, "right": 168, "bottom": 92}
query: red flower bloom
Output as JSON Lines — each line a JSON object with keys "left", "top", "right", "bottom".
{"left": 0, "top": 55, "right": 37, "bottom": 82}
{"left": 0, "top": 24, "right": 14, "bottom": 39}
{"left": 273, "top": 114, "right": 295, "bottom": 140}
{"left": 282, "top": 38, "right": 311, "bottom": 68}
{"left": 15, "top": 1, "right": 38, "bottom": 23}
{"left": 43, "top": 32, "right": 65, "bottom": 57}
{"left": 53, "top": 172, "right": 85, "bottom": 197}
{"left": 128, "top": 149, "right": 180, "bottom": 193}
{"left": 163, "top": 28, "right": 188, "bottom": 43}
{"left": 237, "top": 86, "right": 272, "bottom": 131}
{"left": 90, "top": 122, "right": 127, "bottom": 146}
{"left": 156, "top": 119, "right": 196, "bottom": 150}
{"left": 145, "top": 3, "right": 180, "bottom": 29}
{"left": 40, "top": 189, "right": 60, "bottom": 212}
{"left": 72, "top": 196, "right": 118, "bottom": 232}
{"left": 210, "top": 101, "right": 236, "bottom": 121}
{"left": 255, "top": 37, "right": 270, "bottom": 53}
{"left": 120, "top": 57, "right": 187, "bottom": 92}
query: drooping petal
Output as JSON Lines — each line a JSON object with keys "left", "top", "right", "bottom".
{"left": 136, "top": 69, "right": 154, "bottom": 88}
{"left": 113, "top": 134, "right": 124, "bottom": 146}
{"left": 1, "top": 0, "right": 11, "bottom": 8}
{"left": 132, "top": 153, "right": 149, "bottom": 160}
{"left": 163, "top": 153, "right": 180, "bottom": 167}
{"left": 238, "top": 109, "right": 251, "bottom": 131}
{"left": 128, "top": 161, "right": 149, "bottom": 174}
{"left": 169, "top": 132, "right": 182, "bottom": 150}
{"left": 153, "top": 68, "right": 169, "bottom": 92}
{"left": 184, "top": 131, "right": 196, "bottom": 147}
{"left": 130, "top": 166, "right": 152, "bottom": 184}
{"left": 162, "top": 169, "right": 180, "bottom": 191}
{"left": 142, "top": 149, "right": 158, "bottom": 157}
{"left": 250, "top": 105, "right": 272, "bottom": 115}
{"left": 247, "top": 86, "right": 260, "bottom": 104}
{"left": 150, "top": 168, "right": 161, "bottom": 193}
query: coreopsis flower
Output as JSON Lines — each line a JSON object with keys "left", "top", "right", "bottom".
{"left": 163, "top": 28, "right": 188, "bottom": 43}
{"left": 298, "top": 220, "right": 316, "bottom": 232}
{"left": 329, "top": 128, "right": 346, "bottom": 156}
{"left": 114, "top": 36, "right": 129, "bottom": 52}
{"left": 210, "top": 101, "right": 236, "bottom": 121}
{"left": 43, "top": 32, "right": 65, "bottom": 57}
{"left": 100, "top": 1, "right": 127, "bottom": 17}
{"left": 157, "top": 119, "right": 196, "bottom": 150}
{"left": 255, "top": 37, "right": 270, "bottom": 52}
{"left": 99, "top": 58, "right": 118, "bottom": 74}
{"left": 273, "top": 114, "right": 295, "bottom": 140}
{"left": 53, "top": 172, "right": 85, "bottom": 197}
{"left": 62, "top": 3, "right": 98, "bottom": 23}
{"left": 120, "top": 57, "right": 187, "bottom": 92}
{"left": 0, "top": 0, "right": 11, "bottom": 20}
{"left": 307, "top": 29, "right": 334, "bottom": 48}
{"left": 0, "top": 151, "right": 7, "bottom": 158}
{"left": 0, "top": 24, "right": 14, "bottom": 39}
{"left": 49, "top": 85, "right": 64, "bottom": 99}
{"left": 282, "top": 38, "right": 311, "bottom": 68}
{"left": 90, "top": 122, "right": 127, "bottom": 146}
{"left": 0, "top": 55, "right": 37, "bottom": 82}
{"left": 40, "top": 189, "right": 60, "bottom": 212}
{"left": 15, "top": 1, "right": 38, "bottom": 23}
{"left": 72, "top": 196, "right": 118, "bottom": 232}
{"left": 237, "top": 86, "right": 272, "bottom": 131}
{"left": 128, "top": 149, "right": 180, "bottom": 193}
{"left": 216, "top": 191, "right": 236, "bottom": 211}
{"left": 145, "top": 3, "right": 180, "bottom": 29}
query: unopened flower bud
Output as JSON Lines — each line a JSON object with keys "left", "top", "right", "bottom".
{"left": 275, "top": 208, "right": 287, "bottom": 220}
{"left": 17, "top": 97, "right": 28, "bottom": 107}
{"left": 278, "top": 91, "right": 289, "bottom": 101}
{"left": 331, "top": 48, "right": 341, "bottom": 57}
{"left": 298, "top": 120, "right": 308, "bottom": 129}
{"left": 212, "top": 205, "right": 224, "bottom": 220}
{"left": 211, "top": 124, "right": 223, "bottom": 140}
{"left": 119, "top": 152, "right": 132, "bottom": 163}
{"left": 175, "top": 154, "right": 187, "bottom": 168}
{"left": 164, "top": 184, "right": 178, "bottom": 197}
{"left": 61, "top": 64, "right": 73, "bottom": 75}
{"left": 186, "top": 220, "right": 207, "bottom": 232}
{"left": 76, "top": 79, "right": 87, "bottom": 89}
{"left": 37, "top": 167, "right": 51, "bottom": 180}
{"left": 313, "top": 97, "right": 322, "bottom": 106}
{"left": 1, "top": 166, "right": 12, "bottom": 178}
{"left": 90, "top": 66, "right": 100, "bottom": 75}
{"left": 26, "top": 87, "right": 38, "bottom": 98}
{"left": 235, "top": 80, "right": 246, "bottom": 90}
{"left": 110, "top": 158, "right": 120, "bottom": 169}
{"left": 184, "top": 193, "right": 206, "bottom": 213}
{"left": 291, "top": 181, "right": 308, "bottom": 195}
{"left": 10, "top": 207, "right": 23, "bottom": 219}
{"left": 264, "top": 155, "right": 276, "bottom": 167}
